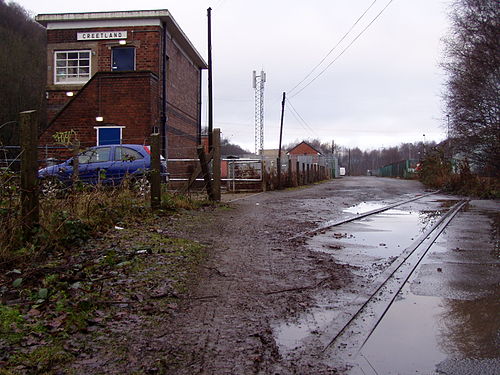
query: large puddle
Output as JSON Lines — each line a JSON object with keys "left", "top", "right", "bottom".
{"left": 354, "top": 283, "right": 500, "bottom": 375}
{"left": 273, "top": 198, "right": 500, "bottom": 373}
{"left": 310, "top": 206, "right": 436, "bottom": 267}
{"left": 275, "top": 201, "right": 440, "bottom": 351}
{"left": 350, "top": 201, "right": 500, "bottom": 374}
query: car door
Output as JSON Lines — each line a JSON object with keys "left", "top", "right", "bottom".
{"left": 77, "top": 147, "right": 113, "bottom": 183}
{"left": 108, "top": 146, "right": 148, "bottom": 184}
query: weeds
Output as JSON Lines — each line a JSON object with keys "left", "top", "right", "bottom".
{"left": 0, "top": 305, "right": 25, "bottom": 344}
{"left": 418, "top": 148, "right": 499, "bottom": 198}
{"left": 0, "top": 178, "right": 212, "bottom": 373}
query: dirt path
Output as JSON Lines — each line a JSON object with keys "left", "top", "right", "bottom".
{"left": 154, "top": 177, "right": 427, "bottom": 374}
{"left": 57, "top": 177, "right": 427, "bottom": 374}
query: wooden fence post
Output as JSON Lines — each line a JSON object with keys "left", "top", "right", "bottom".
{"left": 288, "top": 158, "right": 292, "bottom": 187}
{"left": 296, "top": 160, "right": 300, "bottom": 186}
{"left": 19, "top": 110, "right": 39, "bottom": 240}
{"left": 197, "top": 146, "right": 214, "bottom": 200}
{"left": 212, "top": 128, "right": 221, "bottom": 201}
{"left": 150, "top": 133, "right": 161, "bottom": 210}
{"left": 261, "top": 160, "right": 267, "bottom": 192}
{"left": 71, "top": 143, "right": 80, "bottom": 185}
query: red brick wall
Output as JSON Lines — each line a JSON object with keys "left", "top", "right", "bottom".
{"left": 41, "top": 22, "right": 203, "bottom": 178}
{"left": 288, "top": 142, "right": 321, "bottom": 156}
{"left": 47, "top": 26, "right": 162, "bottom": 75}
{"left": 40, "top": 71, "right": 159, "bottom": 151}
{"left": 46, "top": 26, "right": 163, "bottom": 121}
{"left": 166, "top": 35, "right": 200, "bottom": 161}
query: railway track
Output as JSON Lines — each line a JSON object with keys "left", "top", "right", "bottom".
{"left": 310, "top": 198, "right": 470, "bottom": 368}
{"left": 282, "top": 193, "right": 470, "bottom": 370}
{"left": 289, "top": 190, "right": 440, "bottom": 241}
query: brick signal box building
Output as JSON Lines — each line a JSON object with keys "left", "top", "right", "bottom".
{"left": 287, "top": 141, "right": 323, "bottom": 164}
{"left": 35, "top": 10, "right": 207, "bottom": 172}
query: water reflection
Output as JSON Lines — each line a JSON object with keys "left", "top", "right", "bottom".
{"left": 356, "top": 287, "right": 500, "bottom": 374}
{"left": 311, "top": 207, "right": 439, "bottom": 264}
{"left": 437, "top": 289, "right": 500, "bottom": 359}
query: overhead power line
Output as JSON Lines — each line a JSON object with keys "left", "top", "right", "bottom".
{"left": 289, "top": 0, "right": 396, "bottom": 99}
{"left": 286, "top": 98, "right": 319, "bottom": 138}
{"left": 288, "top": 0, "right": 378, "bottom": 96}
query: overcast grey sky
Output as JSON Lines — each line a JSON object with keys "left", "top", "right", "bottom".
{"left": 17, "top": 0, "right": 452, "bottom": 152}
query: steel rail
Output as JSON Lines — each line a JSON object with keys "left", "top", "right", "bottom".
{"left": 356, "top": 199, "right": 469, "bottom": 351}
{"left": 290, "top": 190, "right": 440, "bottom": 241}
{"left": 321, "top": 199, "right": 469, "bottom": 356}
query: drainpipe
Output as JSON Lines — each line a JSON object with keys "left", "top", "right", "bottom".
{"left": 161, "top": 22, "right": 168, "bottom": 157}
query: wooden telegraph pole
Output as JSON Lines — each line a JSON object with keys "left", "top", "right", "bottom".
{"left": 207, "top": 7, "right": 213, "bottom": 151}
{"left": 277, "top": 92, "right": 286, "bottom": 189}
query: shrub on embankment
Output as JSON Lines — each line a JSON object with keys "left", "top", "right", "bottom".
{"left": 0, "top": 180, "right": 211, "bottom": 374}
{"left": 0, "top": 178, "right": 211, "bottom": 266}
{"left": 418, "top": 149, "right": 499, "bottom": 198}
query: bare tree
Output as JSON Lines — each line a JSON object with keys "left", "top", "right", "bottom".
{"left": 0, "top": 0, "right": 46, "bottom": 145}
{"left": 442, "top": 0, "right": 500, "bottom": 176}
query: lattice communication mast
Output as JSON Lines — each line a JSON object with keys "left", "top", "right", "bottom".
{"left": 253, "top": 70, "right": 266, "bottom": 156}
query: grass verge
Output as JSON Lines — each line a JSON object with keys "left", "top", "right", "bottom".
{"left": 0, "top": 186, "right": 212, "bottom": 374}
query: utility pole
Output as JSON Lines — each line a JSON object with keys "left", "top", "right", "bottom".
{"left": 207, "top": 8, "right": 214, "bottom": 151}
{"left": 253, "top": 70, "right": 266, "bottom": 157}
{"left": 277, "top": 92, "right": 286, "bottom": 189}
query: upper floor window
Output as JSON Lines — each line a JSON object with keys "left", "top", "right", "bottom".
{"left": 112, "top": 47, "right": 135, "bottom": 71}
{"left": 55, "top": 50, "right": 91, "bottom": 84}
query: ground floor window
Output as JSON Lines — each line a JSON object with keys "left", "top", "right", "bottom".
{"left": 94, "top": 126, "right": 125, "bottom": 146}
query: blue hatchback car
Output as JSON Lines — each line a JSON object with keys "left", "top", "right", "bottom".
{"left": 38, "top": 144, "right": 167, "bottom": 185}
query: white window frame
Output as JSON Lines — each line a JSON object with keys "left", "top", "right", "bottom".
{"left": 94, "top": 126, "right": 125, "bottom": 146}
{"left": 54, "top": 49, "right": 91, "bottom": 84}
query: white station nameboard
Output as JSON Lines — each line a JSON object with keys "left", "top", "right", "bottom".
{"left": 77, "top": 31, "right": 127, "bottom": 41}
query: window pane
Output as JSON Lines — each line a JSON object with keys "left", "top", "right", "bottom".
{"left": 78, "top": 148, "right": 111, "bottom": 164}
{"left": 78, "top": 150, "right": 94, "bottom": 164}
{"left": 92, "top": 147, "right": 111, "bottom": 162}
{"left": 115, "top": 147, "right": 142, "bottom": 161}
{"left": 54, "top": 50, "right": 91, "bottom": 84}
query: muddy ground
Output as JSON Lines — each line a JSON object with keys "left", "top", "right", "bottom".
{"left": 56, "top": 177, "right": 498, "bottom": 374}
{"left": 56, "top": 177, "right": 425, "bottom": 374}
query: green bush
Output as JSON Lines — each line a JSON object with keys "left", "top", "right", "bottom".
{"left": 418, "top": 149, "right": 452, "bottom": 189}
{"left": 419, "top": 149, "right": 499, "bottom": 198}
